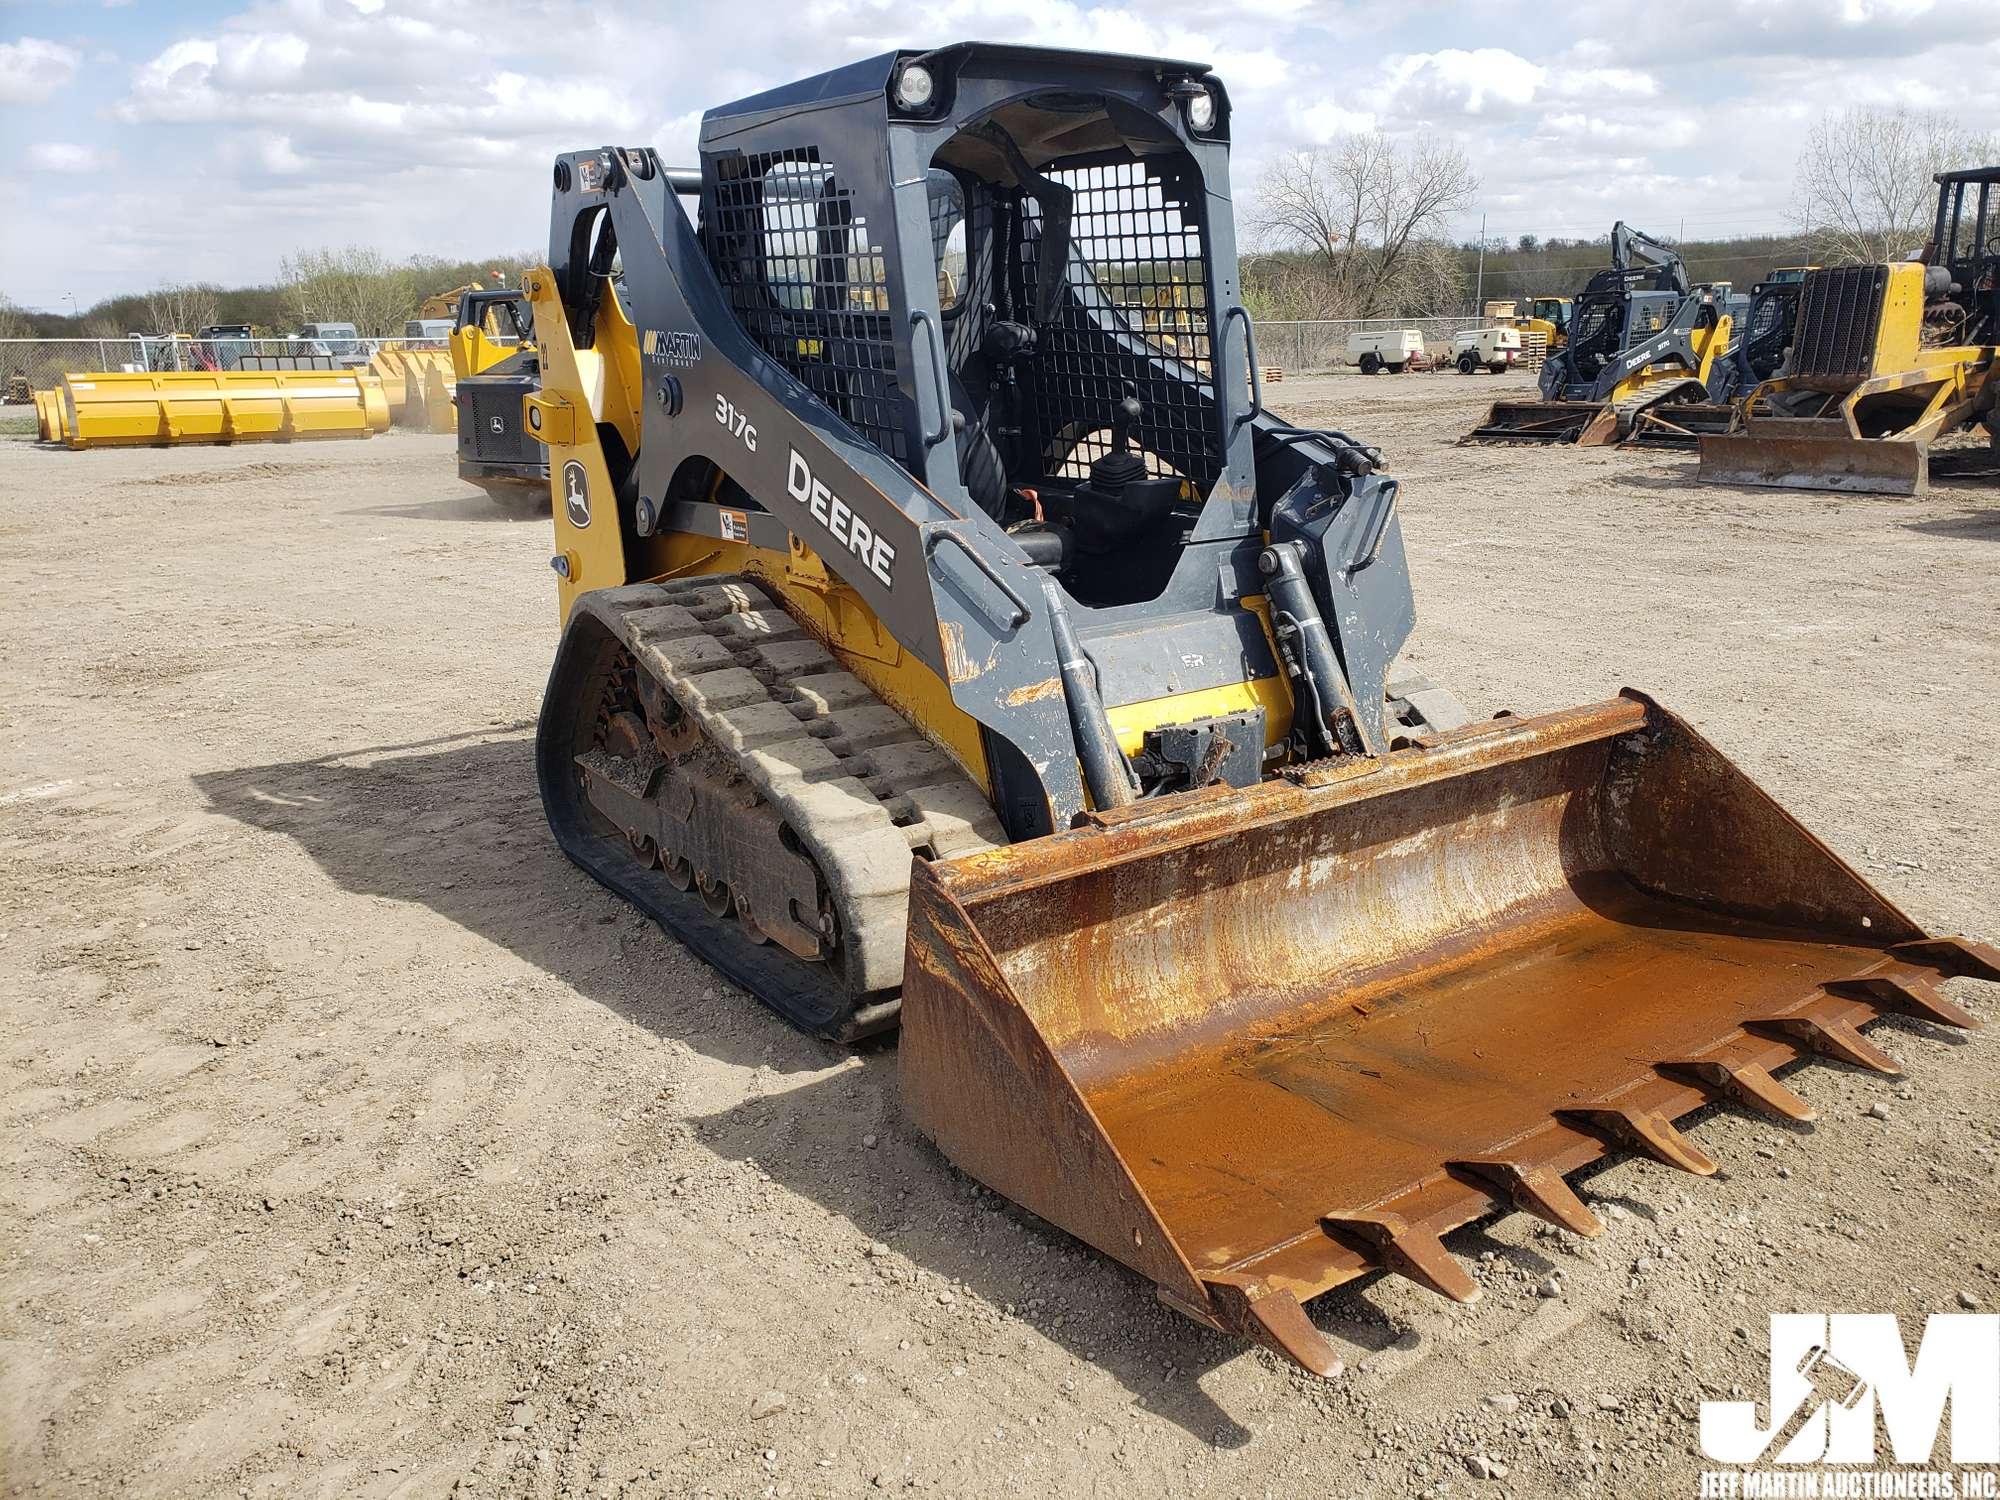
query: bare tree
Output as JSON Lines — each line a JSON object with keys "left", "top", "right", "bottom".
{"left": 279, "top": 247, "right": 426, "bottom": 336}
{"left": 142, "top": 282, "right": 222, "bottom": 336}
{"left": 1394, "top": 237, "right": 1469, "bottom": 318}
{"left": 0, "top": 293, "right": 33, "bottom": 340}
{"left": 1792, "top": 107, "right": 2000, "bottom": 264}
{"left": 1251, "top": 133, "right": 1478, "bottom": 316}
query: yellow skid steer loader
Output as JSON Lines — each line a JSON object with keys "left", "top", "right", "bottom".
{"left": 517, "top": 47, "right": 1995, "bottom": 1375}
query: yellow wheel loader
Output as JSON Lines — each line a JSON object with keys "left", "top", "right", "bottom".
{"left": 518, "top": 46, "right": 1996, "bottom": 1376}
{"left": 1698, "top": 168, "right": 1999, "bottom": 496}
{"left": 1466, "top": 223, "right": 1735, "bottom": 445}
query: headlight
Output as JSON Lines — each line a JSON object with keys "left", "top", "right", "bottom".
{"left": 893, "top": 63, "right": 935, "bottom": 112}
{"left": 1185, "top": 86, "right": 1217, "bottom": 133}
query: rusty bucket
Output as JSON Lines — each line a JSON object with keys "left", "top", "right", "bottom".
{"left": 1460, "top": 399, "right": 1601, "bottom": 444}
{"left": 900, "top": 694, "right": 1994, "bottom": 1374}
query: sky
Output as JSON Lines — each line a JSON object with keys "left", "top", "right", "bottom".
{"left": 2, "top": 0, "right": 1998, "bottom": 311}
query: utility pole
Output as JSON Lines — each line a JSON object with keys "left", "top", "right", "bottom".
{"left": 1474, "top": 212, "right": 1486, "bottom": 317}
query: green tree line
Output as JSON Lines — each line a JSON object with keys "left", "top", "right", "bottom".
{"left": 3, "top": 248, "right": 539, "bottom": 339}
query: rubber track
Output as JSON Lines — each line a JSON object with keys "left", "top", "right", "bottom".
{"left": 582, "top": 577, "right": 1006, "bottom": 999}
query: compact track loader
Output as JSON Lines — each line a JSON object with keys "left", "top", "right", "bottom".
{"left": 452, "top": 288, "right": 549, "bottom": 512}
{"left": 1623, "top": 274, "right": 1806, "bottom": 450}
{"left": 519, "top": 47, "right": 1996, "bottom": 1375}
{"left": 1698, "top": 167, "right": 1999, "bottom": 495}
{"left": 1465, "top": 223, "right": 1735, "bottom": 446}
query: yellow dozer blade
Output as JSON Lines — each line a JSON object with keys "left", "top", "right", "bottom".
{"left": 56, "top": 369, "right": 390, "bottom": 449}
{"left": 1697, "top": 417, "right": 1929, "bottom": 496}
{"left": 901, "top": 693, "right": 1995, "bottom": 1375}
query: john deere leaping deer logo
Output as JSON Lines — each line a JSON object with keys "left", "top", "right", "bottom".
{"left": 562, "top": 461, "right": 590, "bottom": 529}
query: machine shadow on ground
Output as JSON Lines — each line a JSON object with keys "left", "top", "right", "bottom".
{"left": 357, "top": 490, "right": 548, "bottom": 524}
{"left": 195, "top": 726, "right": 1457, "bottom": 1439}
{"left": 1904, "top": 506, "right": 2000, "bottom": 540}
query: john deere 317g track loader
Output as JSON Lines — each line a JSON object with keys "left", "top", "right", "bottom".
{"left": 518, "top": 45, "right": 1995, "bottom": 1376}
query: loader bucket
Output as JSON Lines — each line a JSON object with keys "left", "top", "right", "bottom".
{"left": 1696, "top": 419, "right": 1928, "bottom": 496}
{"left": 1622, "top": 401, "right": 1738, "bottom": 450}
{"left": 901, "top": 694, "right": 1995, "bottom": 1375}
{"left": 1461, "top": 399, "right": 1600, "bottom": 444}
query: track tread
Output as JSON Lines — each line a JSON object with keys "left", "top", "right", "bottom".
{"left": 588, "top": 576, "right": 1004, "bottom": 999}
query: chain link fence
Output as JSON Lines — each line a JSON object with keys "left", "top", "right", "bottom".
{"left": 2, "top": 317, "right": 1494, "bottom": 402}
{"left": 0, "top": 336, "right": 414, "bottom": 392}
{"left": 1252, "top": 317, "right": 1482, "bottom": 377}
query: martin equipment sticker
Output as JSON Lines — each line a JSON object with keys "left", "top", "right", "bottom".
{"left": 642, "top": 329, "right": 703, "bottom": 368}
{"left": 562, "top": 461, "right": 590, "bottom": 529}
{"left": 719, "top": 507, "right": 749, "bottom": 543}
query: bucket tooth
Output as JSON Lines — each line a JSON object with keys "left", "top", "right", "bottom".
{"left": 1751, "top": 1014, "right": 1903, "bottom": 1076}
{"left": 1321, "top": 1211, "right": 1481, "bottom": 1304}
{"left": 1198, "top": 1273, "right": 1344, "bottom": 1378}
{"left": 1448, "top": 1158, "right": 1605, "bottom": 1238}
{"left": 1890, "top": 937, "right": 2000, "bottom": 985}
{"left": 1558, "top": 1106, "right": 1719, "bottom": 1176}
{"left": 1824, "top": 974, "right": 1980, "bottom": 1031}
{"left": 1658, "top": 1058, "right": 1817, "bottom": 1123}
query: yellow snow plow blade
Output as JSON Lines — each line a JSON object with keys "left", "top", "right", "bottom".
{"left": 33, "top": 388, "right": 67, "bottom": 443}
{"left": 368, "top": 347, "right": 458, "bottom": 430}
{"left": 900, "top": 693, "right": 1995, "bottom": 1375}
{"left": 55, "top": 369, "right": 390, "bottom": 449}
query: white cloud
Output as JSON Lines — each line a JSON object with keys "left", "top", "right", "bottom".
{"left": 1380, "top": 46, "right": 1658, "bottom": 121}
{"left": 1384, "top": 49, "right": 1545, "bottom": 116}
{"left": 25, "top": 142, "right": 119, "bottom": 173}
{"left": 0, "top": 37, "right": 83, "bottom": 105}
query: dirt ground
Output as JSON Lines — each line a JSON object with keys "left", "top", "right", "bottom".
{"left": 2, "top": 372, "right": 1996, "bottom": 1500}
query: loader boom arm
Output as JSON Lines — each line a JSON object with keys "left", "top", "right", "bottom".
{"left": 1611, "top": 221, "right": 1689, "bottom": 295}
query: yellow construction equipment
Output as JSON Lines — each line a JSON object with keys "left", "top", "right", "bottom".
{"left": 420, "top": 283, "right": 487, "bottom": 321}
{"left": 32, "top": 387, "right": 68, "bottom": 443}
{"left": 366, "top": 347, "right": 417, "bottom": 423}
{"left": 1698, "top": 170, "right": 1999, "bottom": 495}
{"left": 451, "top": 289, "right": 546, "bottom": 510}
{"left": 1486, "top": 295, "right": 1570, "bottom": 355}
{"left": 448, "top": 288, "right": 533, "bottom": 382}
{"left": 51, "top": 368, "right": 389, "bottom": 449}
{"left": 366, "top": 346, "right": 458, "bottom": 430}
{"left": 520, "top": 51, "right": 1997, "bottom": 1377}
{"left": 1467, "top": 224, "right": 1735, "bottom": 444}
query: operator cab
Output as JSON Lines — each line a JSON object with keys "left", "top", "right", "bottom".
{"left": 695, "top": 48, "right": 1241, "bottom": 611}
